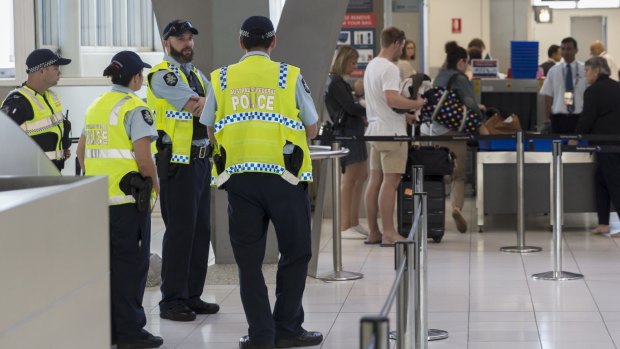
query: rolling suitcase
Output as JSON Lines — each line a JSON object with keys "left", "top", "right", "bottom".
{"left": 397, "top": 176, "right": 446, "bottom": 242}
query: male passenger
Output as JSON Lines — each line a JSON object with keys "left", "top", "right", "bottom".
{"left": 146, "top": 19, "right": 219, "bottom": 322}
{"left": 590, "top": 40, "right": 619, "bottom": 81}
{"left": 540, "top": 44, "right": 561, "bottom": 77}
{"left": 363, "top": 27, "right": 424, "bottom": 245}
{"left": 540, "top": 37, "right": 586, "bottom": 134}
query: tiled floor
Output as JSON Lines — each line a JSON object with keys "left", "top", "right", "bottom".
{"left": 142, "top": 198, "right": 620, "bottom": 349}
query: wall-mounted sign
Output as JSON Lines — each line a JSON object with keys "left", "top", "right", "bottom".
{"left": 337, "top": 12, "right": 377, "bottom": 77}
{"left": 451, "top": 18, "right": 462, "bottom": 34}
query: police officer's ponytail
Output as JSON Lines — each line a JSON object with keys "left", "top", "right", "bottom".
{"left": 103, "top": 61, "right": 133, "bottom": 87}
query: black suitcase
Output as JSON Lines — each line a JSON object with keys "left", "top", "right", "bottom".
{"left": 397, "top": 176, "right": 446, "bottom": 243}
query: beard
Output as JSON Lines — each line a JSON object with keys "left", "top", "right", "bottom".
{"left": 169, "top": 45, "right": 194, "bottom": 63}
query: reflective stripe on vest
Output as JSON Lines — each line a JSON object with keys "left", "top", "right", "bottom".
{"left": 109, "top": 195, "right": 136, "bottom": 205}
{"left": 20, "top": 112, "right": 63, "bottom": 134}
{"left": 85, "top": 149, "right": 135, "bottom": 160}
{"left": 45, "top": 149, "right": 64, "bottom": 160}
{"left": 110, "top": 96, "right": 132, "bottom": 125}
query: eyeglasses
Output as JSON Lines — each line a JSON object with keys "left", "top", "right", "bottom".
{"left": 163, "top": 21, "right": 194, "bottom": 39}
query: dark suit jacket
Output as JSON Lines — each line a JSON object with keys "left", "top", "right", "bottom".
{"left": 575, "top": 75, "right": 620, "bottom": 138}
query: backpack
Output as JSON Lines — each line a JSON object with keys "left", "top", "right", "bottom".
{"left": 420, "top": 73, "right": 482, "bottom": 134}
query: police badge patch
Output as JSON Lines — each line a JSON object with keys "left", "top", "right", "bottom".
{"left": 141, "top": 110, "right": 154, "bottom": 126}
{"left": 163, "top": 72, "right": 178, "bottom": 86}
{"left": 301, "top": 78, "right": 311, "bottom": 94}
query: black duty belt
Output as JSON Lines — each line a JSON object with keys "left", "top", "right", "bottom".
{"left": 190, "top": 145, "right": 210, "bottom": 159}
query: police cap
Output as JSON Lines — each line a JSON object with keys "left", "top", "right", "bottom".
{"left": 162, "top": 20, "right": 199, "bottom": 40}
{"left": 108, "top": 51, "right": 152, "bottom": 77}
{"left": 26, "top": 49, "right": 71, "bottom": 74}
{"left": 240, "top": 16, "right": 275, "bottom": 40}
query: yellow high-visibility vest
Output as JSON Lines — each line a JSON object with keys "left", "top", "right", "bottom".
{"left": 146, "top": 61, "right": 206, "bottom": 164}
{"left": 4, "top": 86, "right": 65, "bottom": 160}
{"left": 83, "top": 91, "right": 147, "bottom": 205}
{"left": 210, "top": 55, "right": 312, "bottom": 187}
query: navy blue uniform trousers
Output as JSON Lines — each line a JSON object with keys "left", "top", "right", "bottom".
{"left": 225, "top": 173, "right": 312, "bottom": 345}
{"left": 159, "top": 157, "right": 212, "bottom": 307}
{"left": 110, "top": 204, "right": 150, "bottom": 342}
{"left": 595, "top": 153, "right": 620, "bottom": 225}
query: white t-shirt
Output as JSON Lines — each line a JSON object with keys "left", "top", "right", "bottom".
{"left": 363, "top": 57, "right": 406, "bottom": 136}
{"left": 540, "top": 60, "right": 586, "bottom": 114}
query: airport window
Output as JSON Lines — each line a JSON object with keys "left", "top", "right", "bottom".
{"left": 81, "top": 0, "right": 156, "bottom": 49}
{"left": 0, "top": 0, "right": 15, "bottom": 78}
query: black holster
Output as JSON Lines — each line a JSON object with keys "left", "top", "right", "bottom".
{"left": 120, "top": 172, "right": 153, "bottom": 212}
{"left": 283, "top": 141, "right": 304, "bottom": 177}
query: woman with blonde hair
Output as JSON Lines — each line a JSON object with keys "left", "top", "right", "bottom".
{"left": 325, "top": 45, "right": 369, "bottom": 238}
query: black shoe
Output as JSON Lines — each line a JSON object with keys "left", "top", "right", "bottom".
{"left": 159, "top": 301, "right": 196, "bottom": 321}
{"left": 274, "top": 331, "right": 323, "bottom": 348}
{"left": 186, "top": 297, "right": 220, "bottom": 314}
{"left": 117, "top": 331, "right": 163, "bottom": 349}
{"left": 239, "top": 335, "right": 274, "bottom": 349}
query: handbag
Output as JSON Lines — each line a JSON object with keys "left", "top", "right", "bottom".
{"left": 420, "top": 73, "right": 482, "bottom": 134}
{"left": 407, "top": 145, "right": 454, "bottom": 176}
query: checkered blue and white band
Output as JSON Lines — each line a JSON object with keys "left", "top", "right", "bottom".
{"left": 213, "top": 111, "right": 304, "bottom": 134}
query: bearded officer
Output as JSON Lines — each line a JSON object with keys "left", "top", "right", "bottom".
{"left": 146, "top": 19, "right": 219, "bottom": 322}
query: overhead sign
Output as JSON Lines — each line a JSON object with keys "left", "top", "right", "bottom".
{"left": 471, "top": 59, "right": 499, "bottom": 78}
{"left": 338, "top": 12, "right": 377, "bottom": 77}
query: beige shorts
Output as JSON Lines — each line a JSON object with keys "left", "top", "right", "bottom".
{"left": 369, "top": 141, "right": 408, "bottom": 174}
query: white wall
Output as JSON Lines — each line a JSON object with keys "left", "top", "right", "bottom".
{"left": 427, "top": 0, "right": 490, "bottom": 76}
{"left": 532, "top": 8, "right": 620, "bottom": 64}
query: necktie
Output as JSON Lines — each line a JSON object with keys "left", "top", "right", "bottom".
{"left": 566, "top": 64, "right": 575, "bottom": 113}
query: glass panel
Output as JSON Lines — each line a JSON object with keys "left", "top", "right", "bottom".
{"left": 0, "top": 0, "right": 15, "bottom": 78}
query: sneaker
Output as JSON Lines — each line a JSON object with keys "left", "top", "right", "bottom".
{"left": 351, "top": 224, "right": 369, "bottom": 236}
{"left": 341, "top": 227, "right": 367, "bottom": 240}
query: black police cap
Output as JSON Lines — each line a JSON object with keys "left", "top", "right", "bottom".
{"left": 26, "top": 49, "right": 71, "bottom": 74}
{"left": 162, "top": 20, "right": 199, "bottom": 40}
{"left": 107, "top": 51, "right": 152, "bottom": 77}
{"left": 240, "top": 16, "right": 275, "bottom": 39}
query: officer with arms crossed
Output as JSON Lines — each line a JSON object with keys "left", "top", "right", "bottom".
{"left": 76, "top": 51, "right": 163, "bottom": 349}
{"left": 146, "top": 19, "right": 219, "bottom": 322}
{"left": 1, "top": 49, "right": 72, "bottom": 170}
{"left": 201, "top": 16, "right": 323, "bottom": 349}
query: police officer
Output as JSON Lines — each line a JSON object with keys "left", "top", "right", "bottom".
{"left": 201, "top": 16, "right": 323, "bottom": 349}
{"left": 76, "top": 51, "right": 163, "bottom": 349}
{"left": 1, "top": 48, "right": 72, "bottom": 171}
{"left": 146, "top": 19, "right": 218, "bottom": 321}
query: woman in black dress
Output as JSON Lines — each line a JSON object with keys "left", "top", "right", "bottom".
{"left": 325, "top": 46, "right": 369, "bottom": 238}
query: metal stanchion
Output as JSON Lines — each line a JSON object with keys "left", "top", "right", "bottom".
{"left": 319, "top": 142, "right": 363, "bottom": 281}
{"left": 532, "top": 142, "right": 584, "bottom": 281}
{"left": 395, "top": 240, "right": 415, "bottom": 349}
{"left": 410, "top": 169, "right": 449, "bottom": 345}
{"left": 501, "top": 131, "right": 542, "bottom": 253}
{"left": 360, "top": 316, "right": 390, "bottom": 349}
